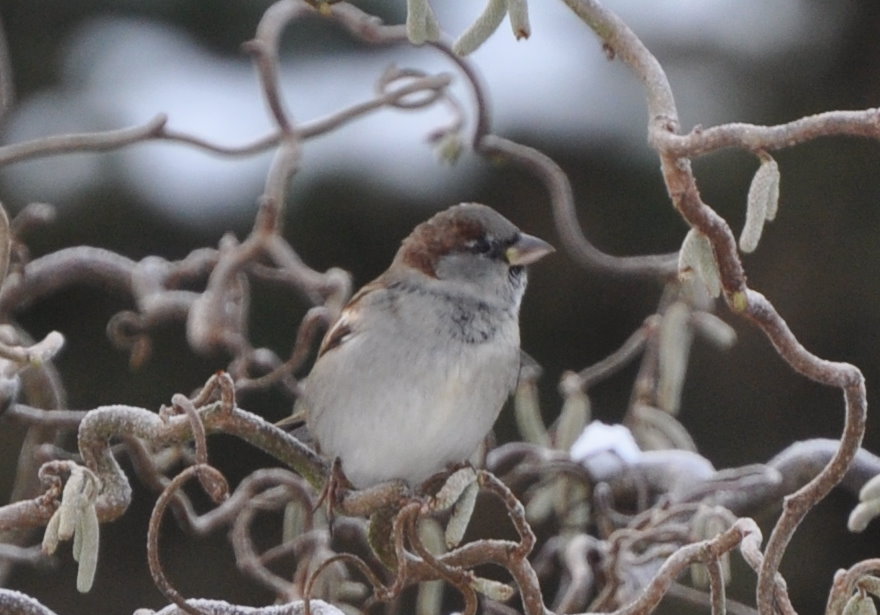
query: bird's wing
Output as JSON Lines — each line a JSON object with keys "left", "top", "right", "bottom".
{"left": 317, "top": 279, "right": 385, "bottom": 359}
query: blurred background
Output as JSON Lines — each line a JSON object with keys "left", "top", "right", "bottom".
{"left": 1, "top": 0, "right": 879, "bottom": 613}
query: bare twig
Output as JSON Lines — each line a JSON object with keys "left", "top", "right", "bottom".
{"left": 479, "top": 134, "right": 679, "bottom": 277}
{"left": 62, "top": 374, "right": 325, "bottom": 528}
{"left": 404, "top": 506, "right": 479, "bottom": 615}
{"left": 706, "top": 556, "right": 727, "bottom": 615}
{"left": 0, "top": 115, "right": 169, "bottom": 167}
{"left": 610, "top": 518, "right": 757, "bottom": 615}
{"left": 5, "top": 405, "right": 88, "bottom": 429}
{"left": 664, "top": 109, "right": 880, "bottom": 158}
{"left": 826, "top": 559, "right": 880, "bottom": 615}
{"left": 566, "top": 316, "right": 657, "bottom": 391}
{"left": 555, "top": 534, "right": 597, "bottom": 612}
{"left": 746, "top": 294, "right": 866, "bottom": 614}
{"left": 0, "top": 247, "right": 135, "bottom": 315}
{"left": 148, "top": 464, "right": 228, "bottom": 615}
{"left": 0, "top": 589, "right": 60, "bottom": 615}
{"left": 244, "top": 0, "right": 311, "bottom": 134}
{"left": 235, "top": 306, "right": 333, "bottom": 395}
{"left": 0, "top": 544, "right": 52, "bottom": 568}
{"left": 328, "top": 2, "right": 679, "bottom": 278}
{"left": 667, "top": 583, "right": 758, "bottom": 615}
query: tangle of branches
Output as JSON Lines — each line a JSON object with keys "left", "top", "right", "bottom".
{"left": 0, "top": 2, "right": 878, "bottom": 615}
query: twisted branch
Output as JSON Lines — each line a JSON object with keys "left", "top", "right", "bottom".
{"left": 560, "top": 1, "right": 870, "bottom": 613}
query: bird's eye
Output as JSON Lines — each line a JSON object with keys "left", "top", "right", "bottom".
{"left": 469, "top": 236, "right": 493, "bottom": 255}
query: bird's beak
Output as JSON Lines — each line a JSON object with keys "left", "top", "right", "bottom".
{"left": 506, "top": 233, "right": 554, "bottom": 266}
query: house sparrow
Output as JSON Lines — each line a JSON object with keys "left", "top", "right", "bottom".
{"left": 301, "top": 203, "right": 553, "bottom": 489}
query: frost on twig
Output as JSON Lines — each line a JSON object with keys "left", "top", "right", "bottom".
{"left": 139, "top": 598, "right": 346, "bottom": 614}
{"left": 2, "top": 1, "right": 880, "bottom": 614}
{"left": 739, "top": 152, "right": 781, "bottom": 253}
{"left": 0, "top": 590, "right": 60, "bottom": 615}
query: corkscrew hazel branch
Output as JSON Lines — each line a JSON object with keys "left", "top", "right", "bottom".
{"left": 605, "top": 518, "right": 761, "bottom": 615}
{"left": 561, "top": 1, "right": 869, "bottom": 613}
{"left": 0, "top": 590, "right": 60, "bottom": 615}
{"left": 147, "top": 465, "right": 227, "bottom": 615}
{"left": 326, "top": 2, "right": 680, "bottom": 278}
{"left": 827, "top": 560, "right": 880, "bottom": 615}
{"left": 0, "top": 3, "right": 460, "bottom": 392}
{"left": 2, "top": 2, "right": 878, "bottom": 613}
{"left": 663, "top": 109, "right": 880, "bottom": 158}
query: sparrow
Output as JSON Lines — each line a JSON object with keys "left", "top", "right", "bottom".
{"left": 300, "top": 203, "right": 553, "bottom": 489}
